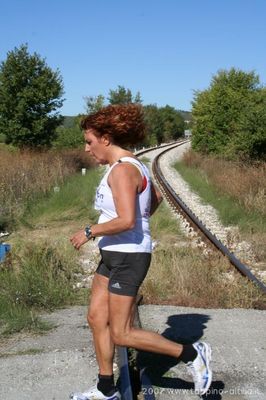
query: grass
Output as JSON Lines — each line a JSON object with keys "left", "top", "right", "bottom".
{"left": 173, "top": 151, "right": 266, "bottom": 264}
{"left": 0, "top": 166, "right": 102, "bottom": 336}
{"left": 139, "top": 156, "right": 151, "bottom": 164}
{"left": 142, "top": 201, "right": 265, "bottom": 309}
{"left": 0, "top": 299, "right": 52, "bottom": 336}
{"left": 142, "top": 241, "right": 265, "bottom": 309}
{"left": 23, "top": 167, "right": 101, "bottom": 226}
{"left": 173, "top": 160, "right": 266, "bottom": 232}
{"left": 1, "top": 151, "right": 265, "bottom": 339}
{"left": 0, "top": 240, "right": 84, "bottom": 336}
{"left": 0, "top": 146, "right": 95, "bottom": 231}
{"left": 150, "top": 202, "right": 183, "bottom": 238}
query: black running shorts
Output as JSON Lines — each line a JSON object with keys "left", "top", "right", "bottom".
{"left": 96, "top": 249, "right": 152, "bottom": 296}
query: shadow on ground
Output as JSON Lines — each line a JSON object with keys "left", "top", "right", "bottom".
{"left": 137, "top": 313, "right": 224, "bottom": 399}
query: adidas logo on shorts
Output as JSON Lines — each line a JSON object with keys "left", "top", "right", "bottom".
{"left": 111, "top": 282, "right": 122, "bottom": 289}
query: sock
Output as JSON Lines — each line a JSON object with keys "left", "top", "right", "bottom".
{"left": 97, "top": 374, "right": 116, "bottom": 396}
{"left": 179, "top": 344, "right": 198, "bottom": 363}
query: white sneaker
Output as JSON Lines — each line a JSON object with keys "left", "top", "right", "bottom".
{"left": 70, "top": 385, "right": 121, "bottom": 400}
{"left": 186, "top": 342, "right": 212, "bottom": 396}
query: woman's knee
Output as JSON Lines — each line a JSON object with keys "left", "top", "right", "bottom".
{"left": 87, "top": 309, "right": 107, "bottom": 330}
{"left": 87, "top": 310, "right": 94, "bottom": 327}
{"left": 110, "top": 326, "right": 130, "bottom": 346}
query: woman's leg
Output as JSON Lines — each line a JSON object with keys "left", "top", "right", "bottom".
{"left": 87, "top": 273, "right": 114, "bottom": 375}
{"left": 109, "top": 293, "right": 183, "bottom": 357}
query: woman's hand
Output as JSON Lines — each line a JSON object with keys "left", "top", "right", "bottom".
{"left": 70, "top": 230, "right": 88, "bottom": 250}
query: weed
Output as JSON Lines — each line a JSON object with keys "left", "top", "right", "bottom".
{"left": 150, "top": 202, "right": 182, "bottom": 239}
{"left": 179, "top": 150, "right": 266, "bottom": 218}
{"left": 0, "top": 147, "right": 95, "bottom": 230}
{"left": 23, "top": 168, "right": 101, "bottom": 225}
{"left": 0, "top": 240, "right": 82, "bottom": 335}
{"left": 142, "top": 243, "right": 264, "bottom": 309}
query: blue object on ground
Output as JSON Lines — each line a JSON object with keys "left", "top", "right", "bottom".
{"left": 0, "top": 243, "right": 11, "bottom": 262}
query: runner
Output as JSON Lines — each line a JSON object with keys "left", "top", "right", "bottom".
{"left": 70, "top": 104, "right": 212, "bottom": 399}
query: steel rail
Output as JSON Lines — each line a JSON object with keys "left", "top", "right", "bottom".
{"left": 135, "top": 140, "right": 182, "bottom": 157}
{"left": 152, "top": 143, "right": 266, "bottom": 294}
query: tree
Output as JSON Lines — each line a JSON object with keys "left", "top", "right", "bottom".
{"left": 84, "top": 94, "right": 105, "bottom": 114}
{"left": 82, "top": 86, "right": 185, "bottom": 147}
{"left": 144, "top": 105, "right": 185, "bottom": 145}
{"left": 108, "top": 85, "right": 142, "bottom": 105}
{"left": 0, "top": 44, "right": 64, "bottom": 147}
{"left": 144, "top": 104, "right": 163, "bottom": 145}
{"left": 53, "top": 116, "right": 84, "bottom": 149}
{"left": 230, "top": 88, "right": 266, "bottom": 159}
{"left": 191, "top": 68, "right": 266, "bottom": 159}
{"left": 159, "top": 105, "right": 185, "bottom": 142}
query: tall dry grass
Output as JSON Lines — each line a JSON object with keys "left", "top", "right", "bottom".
{"left": 183, "top": 150, "right": 266, "bottom": 216}
{"left": 0, "top": 146, "right": 94, "bottom": 229}
{"left": 142, "top": 243, "right": 264, "bottom": 309}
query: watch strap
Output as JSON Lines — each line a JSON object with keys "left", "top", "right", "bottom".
{"left": 85, "top": 225, "right": 93, "bottom": 240}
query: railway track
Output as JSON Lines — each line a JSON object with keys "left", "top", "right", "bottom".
{"left": 152, "top": 142, "right": 266, "bottom": 294}
{"left": 116, "top": 140, "right": 266, "bottom": 400}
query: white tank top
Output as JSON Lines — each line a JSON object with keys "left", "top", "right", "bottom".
{"left": 94, "top": 157, "right": 152, "bottom": 253}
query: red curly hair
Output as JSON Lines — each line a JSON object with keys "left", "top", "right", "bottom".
{"left": 80, "top": 104, "right": 146, "bottom": 146}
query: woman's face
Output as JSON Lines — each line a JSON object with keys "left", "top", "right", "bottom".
{"left": 84, "top": 129, "right": 109, "bottom": 165}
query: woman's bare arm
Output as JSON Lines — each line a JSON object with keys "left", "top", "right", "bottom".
{"left": 70, "top": 163, "right": 140, "bottom": 249}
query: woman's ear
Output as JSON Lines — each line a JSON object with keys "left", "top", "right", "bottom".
{"left": 101, "top": 134, "right": 112, "bottom": 146}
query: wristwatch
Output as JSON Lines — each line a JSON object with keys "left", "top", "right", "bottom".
{"left": 84, "top": 225, "right": 94, "bottom": 240}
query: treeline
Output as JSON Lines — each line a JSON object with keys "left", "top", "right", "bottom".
{"left": 192, "top": 68, "right": 266, "bottom": 160}
{"left": 0, "top": 45, "right": 185, "bottom": 150}
{"left": 55, "top": 87, "right": 185, "bottom": 149}
{"left": 1, "top": 44, "right": 265, "bottom": 160}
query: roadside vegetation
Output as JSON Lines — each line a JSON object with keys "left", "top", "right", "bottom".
{"left": 191, "top": 68, "right": 266, "bottom": 160}
{"left": 143, "top": 201, "right": 265, "bottom": 309}
{"left": 0, "top": 153, "right": 101, "bottom": 336}
{"left": 142, "top": 242, "right": 263, "bottom": 309}
{"left": 0, "top": 242, "right": 81, "bottom": 335}
{"left": 1, "top": 53, "right": 266, "bottom": 337}
{"left": 0, "top": 145, "right": 94, "bottom": 231}
{"left": 1, "top": 155, "right": 265, "bottom": 337}
{"left": 173, "top": 149, "right": 266, "bottom": 263}
{"left": 24, "top": 167, "right": 100, "bottom": 226}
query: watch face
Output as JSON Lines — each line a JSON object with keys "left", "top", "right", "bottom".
{"left": 85, "top": 227, "right": 91, "bottom": 238}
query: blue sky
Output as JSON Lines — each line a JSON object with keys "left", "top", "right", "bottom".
{"left": 1, "top": 0, "right": 265, "bottom": 115}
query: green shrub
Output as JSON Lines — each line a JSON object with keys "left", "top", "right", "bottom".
{"left": 53, "top": 125, "right": 84, "bottom": 149}
{"left": 0, "top": 132, "right": 6, "bottom": 143}
{"left": 192, "top": 68, "right": 266, "bottom": 160}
